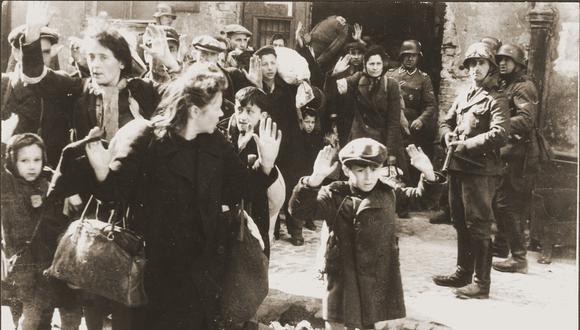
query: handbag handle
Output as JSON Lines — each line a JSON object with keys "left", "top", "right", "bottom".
{"left": 79, "top": 195, "right": 95, "bottom": 221}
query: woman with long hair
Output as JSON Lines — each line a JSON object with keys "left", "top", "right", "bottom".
{"left": 53, "top": 61, "right": 281, "bottom": 329}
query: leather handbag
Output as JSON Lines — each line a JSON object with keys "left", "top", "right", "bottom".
{"left": 45, "top": 196, "right": 147, "bottom": 307}
{"left": 220, "top": 201, "right": 269, "bottom": 327}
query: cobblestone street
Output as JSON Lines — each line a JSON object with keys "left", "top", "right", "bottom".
{"left": 2, "top": 212, "right": 577, "bottom": 330}
{"left": 264, "top": 212, "right": 578, "bottom": 330}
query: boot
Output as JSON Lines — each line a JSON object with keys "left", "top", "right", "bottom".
{"left": 493, "top": 256, "right": 528, "bottom": 273}
{"left": 492, "top": 238, "right": 509, "bottom": 258}
{"left": 455, "top": 239, "right": 492, "bottom": 299}
{"left": 429, "top": 208, "right": 451, "bottom": 224}
{"left": 493, "top": 249, "right": 528, "bottom": 273}
{"left": 433, "top": 232, "right": 473, "bottom": 287}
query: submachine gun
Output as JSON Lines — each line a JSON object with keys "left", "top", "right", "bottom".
{"left": 441, "top": 130, "right": 485, "bottom": 174}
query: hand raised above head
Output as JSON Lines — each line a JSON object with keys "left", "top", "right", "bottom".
{"left": 332, "top": 55, "right": 351, "bottom": 77}
{"left": 25, "top": 1, "right": 54, "bottom": 43}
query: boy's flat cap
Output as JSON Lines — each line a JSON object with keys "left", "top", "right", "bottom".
{"left": 339, "top": 138, "right": 388, "bottom": 166}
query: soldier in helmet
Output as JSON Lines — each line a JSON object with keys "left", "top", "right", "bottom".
{"left": 386, "top": 40, "right": 438, "bottom": 186}
{"left": 431, "top": 36, "right": 502, "bottom": 226}
{"left": 491, "top": 43, "right": 540, "bottom": 273}
{"left": 433, "top": 42, "right": 509, "bottom": 299}
{"left": 153, "top": 3, "right": 177, "bottom": 27}
{"left": 480, "top": 36, "right": 502, "bottom": 55}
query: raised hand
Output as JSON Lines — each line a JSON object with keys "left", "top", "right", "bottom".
{"left": 25, "top": 1, "right": 53, "bottom": 43}
{"left": 243, "top": 55, "right": 263, "bottom": 88}
{"left": 84, "top": 127, "right": 111, "bottom": 182}
{"left": 332, "top": 55, "right": 351, "bottom": 77}
{"left": 309, "top": 145, "right": 338, "bottom": 187}
{"left": 141, "top": 24, "right": 179, "bottom": 72}
{"left": 254, "top": 117, "right": 281, "bottom": 175}
{"left": 352, "top": 23, "right": 363, "bottom": 41}
{"left": 295, "top": 21, "right": 304, "bottom": 47}
{"left": 1, "top": 113, "right": 19, "bottom": 144}
{"left": 406, "top": 144, "right": 436, "bottom": 181}
{"left": 177, "top": 34, "right": 189, "bottom": 64}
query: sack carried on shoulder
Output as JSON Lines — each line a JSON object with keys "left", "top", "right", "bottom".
{"left": 220, "top": 202, "right": 269, "bottom": 326}
{"left": 45, "top": 196, "right": 147, "bottom": 307}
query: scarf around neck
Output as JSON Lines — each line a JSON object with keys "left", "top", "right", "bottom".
{"left": 89, "top": 78, "right": 142, "bottom": 141}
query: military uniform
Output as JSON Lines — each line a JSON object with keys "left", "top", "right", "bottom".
{"left": 433, "top": 42, "right": 509, "bottom": 299}
{"left": 387, "top": 66, "right": 438, "bottom": 183}
{"left": 493, "top": 67, "right": 540, "bottom": 272}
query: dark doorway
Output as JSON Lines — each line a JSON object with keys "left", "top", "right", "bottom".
{"left": 311, "top": 1, "right": 446, "bottom": 95}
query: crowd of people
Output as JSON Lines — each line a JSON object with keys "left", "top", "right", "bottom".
{"left": 1, "top": 2, "right": 547, "bottom": 330}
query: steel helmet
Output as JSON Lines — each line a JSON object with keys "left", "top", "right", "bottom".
{"left": 153, "top": 3, "right": 176, "bottom": 19}
{"left": 479, "top": 36, "right": 502, "bottom": 55}
{"left": 496, "top": 43, "right": 526, "bottom": 67}
{"left": 399, "top": 40, "right": 423, "bottom": 58}
{"left": 462, "top": 42, "right": 497, "bottom": 68}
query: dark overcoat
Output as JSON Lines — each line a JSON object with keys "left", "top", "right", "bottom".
{"left": 49, "top": 121, "right": 277, "bottom": 329}
{"left": 289, "top": 175, "right": 443, "bottom": 328}
{"left": 327, "top": 72, "right": 402, "bottom": 156}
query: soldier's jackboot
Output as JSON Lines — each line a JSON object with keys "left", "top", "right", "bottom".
{"left": 494, "top": 210, "right": 528, "bottom": 273}
{"left": 433, "top": 232, "right": 473, "bottom": 287}
{"left": 455, "top": 239, "right": 492, "bottom": 299}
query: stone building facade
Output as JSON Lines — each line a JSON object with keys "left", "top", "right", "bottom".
{"left": 1, "top": 1, "right": 577, "bottom": 176}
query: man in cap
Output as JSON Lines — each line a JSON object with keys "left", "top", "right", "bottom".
{"left": 191, "top": 35, "right": 252, "bottom": 119}
{"left": 153, "top": 3, "right": 177, "bottom": 27}
{"left": 330, "top": 41, "right": 366, "bottom": 79}
{"left": 2, "top": 25, "right": 72, "bottom": 168}
{"left": 386, "top": 40, "right": 438, "bottom": 185}
{"left": 491, "top": 43, "right": 539, "bottom": 273}
{"left": 223, "top": 23, "right": 254, "bottom": 70}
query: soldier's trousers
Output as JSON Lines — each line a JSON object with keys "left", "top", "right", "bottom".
{"left": 449, "top": 172, "right": 499, "bottom": 240}
{"left": 493, "top": 176, "right": 530, "bottom": 260}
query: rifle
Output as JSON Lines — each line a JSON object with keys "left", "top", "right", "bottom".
{"left": 442, "top": 130, "right": 485, "bottom": 173}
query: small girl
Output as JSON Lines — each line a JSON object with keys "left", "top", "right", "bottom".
{"left": 1, "top": 133, "right": 80, "bottom": 329}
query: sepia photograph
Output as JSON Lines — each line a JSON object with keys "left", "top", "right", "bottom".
{"left": 0, "top": 1, "right": 578, "bottom": 329}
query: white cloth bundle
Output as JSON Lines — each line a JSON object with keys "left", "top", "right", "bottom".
{"left": 274, "top": 47, "right": 310, "bottom": 85}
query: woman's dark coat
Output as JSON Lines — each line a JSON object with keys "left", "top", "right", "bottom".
{"left": 326, "top": 71, "right": 402, "bottom": 155}
{"left": 289, "top": 175, "right": 443, "bottom": 328}
{"left": 49, "top": 120, "right": 277, "bottom": 329}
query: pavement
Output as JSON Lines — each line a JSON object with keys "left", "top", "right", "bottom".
{"left": 2, "top": 211, "right": 577, "bottom": 330}
{"left": 264, "top": 211, "right": 578, "bottom": 330}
